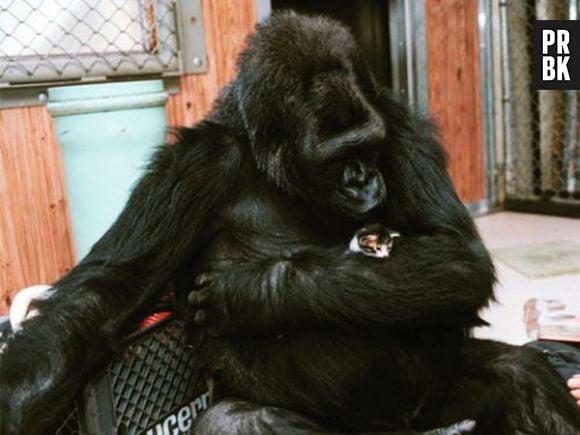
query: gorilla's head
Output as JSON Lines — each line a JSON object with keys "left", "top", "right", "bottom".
{"left": 229, "top": 12, "right": 388, "bottom": 221}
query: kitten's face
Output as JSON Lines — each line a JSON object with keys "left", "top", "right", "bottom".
{"left": 349, "top": 226, "right": 400, "bottom": 258}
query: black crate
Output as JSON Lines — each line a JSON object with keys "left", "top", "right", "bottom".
{"left": 55, "top": 315, "right": 209, "bottom": 435}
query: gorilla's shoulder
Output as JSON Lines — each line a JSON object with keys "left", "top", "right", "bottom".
{"left": 142, "top": 122, "right": 246, "bottom": 178}
{"left": 373, "top": 88, "right": 448, "bottom": 167}
{"left": 173, "top": 121, "right": 246, "bottom": 151}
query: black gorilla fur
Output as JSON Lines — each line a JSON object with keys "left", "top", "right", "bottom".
{"left": 1, "top": 12, "right": 579, "bottom": 435}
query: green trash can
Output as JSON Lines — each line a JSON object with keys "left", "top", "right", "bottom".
{"left": 47, "top": 80, "right": 169, "bottom": 261}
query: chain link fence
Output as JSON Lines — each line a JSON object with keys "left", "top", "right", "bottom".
{"left": 0, "top": 0, "right": 181, "bottom": 84}
{"left": 502, "top": 0, "right": 579, "bottom": 210}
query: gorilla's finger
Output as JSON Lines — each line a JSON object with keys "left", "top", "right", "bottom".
{"left": 194, "top": 273, "right": 212, "bottom": 287}
{"left": 187, "top": 290, "right": 199, "bottom": 305}
{"left": 194, "top": 309, "right": 208, "bottom": 325}
{"left": 188, "top": 289, "right": 211, "bottom": 306}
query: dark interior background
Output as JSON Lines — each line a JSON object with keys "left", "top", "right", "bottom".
{"left": 271, "top": 0, "right": 392, "bottom": 88}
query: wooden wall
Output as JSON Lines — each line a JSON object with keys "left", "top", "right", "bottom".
{"left": 0, "top": 0, "right": 256, "bottom": 314}
{"left": 425, "top": 0, "right": 484, "bottom": 204}
{"left": 0, "top": 107, "right": 75, "bottom": 314}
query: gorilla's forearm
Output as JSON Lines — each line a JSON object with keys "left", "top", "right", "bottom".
{"left": 286, "top": 235, "right": 494, "bottom": 329}
{"left": 205, "top": 232, "right": 494, "bottom": 333}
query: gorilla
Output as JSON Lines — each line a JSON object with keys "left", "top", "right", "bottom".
{"left": 1, "top": 12, "right": 579, "bottom": 435}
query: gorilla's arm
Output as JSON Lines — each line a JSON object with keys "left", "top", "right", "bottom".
{"left": 0, "top": 122, "right": 241, "bottom": 434}
{"left": 193, "top": 108, "right": 495, "bottom": 333}
{"left": 194, "top": 233, "right": 492, "bottom": 333}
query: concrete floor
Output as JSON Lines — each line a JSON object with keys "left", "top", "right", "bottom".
{"left": 473, "top": 211, "right": 580, "bottom": 345}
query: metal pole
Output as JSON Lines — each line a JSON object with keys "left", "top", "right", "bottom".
{"left": 478, "top": 0, "right": 498, "bottom": 208}
{"left": 499, "top": 0, "right": 515, "bottom": 199}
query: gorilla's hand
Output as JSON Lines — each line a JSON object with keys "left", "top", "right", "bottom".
{"left": 187, "top": 261, "right": 289, "bottom": 336}
{"left": 188, "top": 271, "right": 234, "bottom": 336}
{"left": 0, "top": 303, "right": 106, "bottom": 435}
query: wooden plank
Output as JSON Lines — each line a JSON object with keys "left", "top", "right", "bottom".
{"left": 425, "top": 0, "right": 485, "bottom": 203}
{"left": 0, "top": 0, "right": 256, "bottom": 314}
{"left": 0, "top": 106, "right": 75, "bottom": 313}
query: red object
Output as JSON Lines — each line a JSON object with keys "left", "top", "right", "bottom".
{"left": 139, "top": 311, "right": 172, "bottom": 331}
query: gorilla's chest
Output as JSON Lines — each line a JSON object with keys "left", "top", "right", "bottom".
{"left": 205, "top": 187, "right": 317, "bottom": 264}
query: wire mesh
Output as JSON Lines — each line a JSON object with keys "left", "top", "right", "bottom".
{"left": 54, "top": 407, "right": 82, "bottom": 435}
{"left": 0, "top": 0, "right": 180, "bottom": 84}
{"left": 110, "top": 318, "right": 207, "bottom": 432}
{"left": 503, "top": 0, "right": 579, "bottom": 206}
